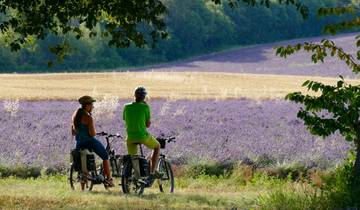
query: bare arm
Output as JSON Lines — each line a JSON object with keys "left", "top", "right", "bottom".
{"left": 87, "top": 115, "right": 96, "bottom": 137}
{"left": 145, "top": 104, "right": 151, "bottom": 128}
{"left": 71, "top": 111, "right": 76, "bottom": 136}
{"left": 71, "top": 125, "right": 76, "bottom": 136}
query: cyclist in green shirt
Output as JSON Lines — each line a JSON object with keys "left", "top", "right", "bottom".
{"left": 123, "top": 87, "right": 161, "bottom": 178}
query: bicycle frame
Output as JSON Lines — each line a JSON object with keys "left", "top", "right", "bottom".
{"left": 121, "top": 136, "right": 176, "bottom": 194}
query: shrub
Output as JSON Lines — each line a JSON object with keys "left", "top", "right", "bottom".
{"left": 0, "top": 165, "right": 41, "bottom": 178}
{"left": 263, "top": 164, "right": 308, "bottom": 181}
{"left": 185, "top": 161, "right": 234, "bottom": 178}
{"left": 230, "top": 164, "right": 255, "bottom": 186}
{"left": 257, "top": 186, "right": 327, "bottom": 210}
{"left": 320, "top": 156, "right": 359, "bottom": 209}
{"left": 44, "top": 165, "right": 67, "bottom": 176}
{"left": 258, "top": 157, "right": 360, "bottom": 209}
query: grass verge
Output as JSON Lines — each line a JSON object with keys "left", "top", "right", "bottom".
{"left": 1, "top": 161, "right": 357, "bottom": 209}
{"left": 0, "top": 176, "right": 260, "bottom": 210}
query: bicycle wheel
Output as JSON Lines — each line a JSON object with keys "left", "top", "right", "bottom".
{"left": 157, "top": 159, "right": 174, "bottom": 193}
{"left": 121, "top": 161, "right": 145, "bottom": 195}
{"left": 69, "top": 163, "right": 88, "bottom": 190}
{"left": 113, "top": 156, "right": 123, "bottom": 178}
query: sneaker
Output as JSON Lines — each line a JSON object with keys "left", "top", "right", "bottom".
{"left": 138, "top": 179, "right": 148, "bottom": 186}
{"left": 104, "top": 177, "right": 115, "bottom": 188}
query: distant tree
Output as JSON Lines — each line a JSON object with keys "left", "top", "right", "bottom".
{"left": 0, "top": 0, "right": 308, "bottom": 65}
{"left": 276, "top": 1, "right": 360, "bottom": 202}
{"left": 0, "top": 0, "right": 167, "bottom": 65}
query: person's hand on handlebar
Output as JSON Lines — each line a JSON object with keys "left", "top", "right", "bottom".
{"left": 96, "top": 131, "right": 123, "bottom": 139}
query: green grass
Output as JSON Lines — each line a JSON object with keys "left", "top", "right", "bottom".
{"left": 0, "top": 175, "right": 263, "bottom": 210}
{"left": 0, "top": 163, "right": 356, "bottom": 210}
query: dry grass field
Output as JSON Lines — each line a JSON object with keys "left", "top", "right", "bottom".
{"left": 1, "top": 71, "right": 360, "bottom": 100}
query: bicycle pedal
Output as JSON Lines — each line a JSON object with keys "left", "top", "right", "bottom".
{"left": 138, "top": 179, "right": 147, "bottom": 185}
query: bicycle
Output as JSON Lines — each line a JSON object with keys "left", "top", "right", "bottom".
{"left": 68, "top": 131, "right": 123, "bottom": 191}
{"left": 121, "top": 136, "right": 176, "bottom": 195}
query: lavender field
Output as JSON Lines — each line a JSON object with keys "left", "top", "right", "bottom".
{"left": 2, "top": 34, "right": 358, "bottom": 172}
{"left": 142, "top": 33, "right": 359, "bottom": 78}
{"left": 0, "top": 99, "right": 350, "bottom": 169}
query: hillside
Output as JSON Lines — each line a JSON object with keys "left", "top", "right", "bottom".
{"left": 141, "top": 33, "right": 359, "bottom": 78}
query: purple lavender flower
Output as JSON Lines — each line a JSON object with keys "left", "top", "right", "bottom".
{"left": 0, "top": 99, "right": 350, "bottom": 169}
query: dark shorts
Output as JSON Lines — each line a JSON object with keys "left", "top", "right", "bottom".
{"left": 75, "top": 137, "right": 109, "bottom": 160}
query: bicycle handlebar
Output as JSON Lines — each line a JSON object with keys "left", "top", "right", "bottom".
{"left": 97, "top": 132, "right": 174, "bottom": 143}
{"left": 157, "top": 136, "right": 176, "bottom": 143}
{"left": 96, "top": 131, "right": 122, "bottom": 139}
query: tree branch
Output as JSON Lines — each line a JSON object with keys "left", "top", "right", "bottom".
{"left": 276, "top": 39, "right": 360, "bottom": 73}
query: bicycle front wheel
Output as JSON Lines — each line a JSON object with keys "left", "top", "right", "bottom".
{"left": 68, "top": 163, "right": 77, "bottom": 190}
{"left": 157, "top": 159, "right": 174, "bottom": 193}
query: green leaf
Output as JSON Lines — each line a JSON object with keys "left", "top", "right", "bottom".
{"left": 275, "top": 47, "right": 282, "bottom": 56}
{"left": 337, "top": 80, "right": 344, "bottom": 88}
{"left": 10, "top": 42, "right": 21, "bottom": 51}
{"left": 302, "top": 80, "right": 310, "bottom": 87}
{"left": 47, "top": 61, "right": 53, "bottom": 67}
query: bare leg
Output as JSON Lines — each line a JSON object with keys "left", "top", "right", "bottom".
{"left": 150, "top": 145, "right": 160, "bottom": 173}
{"left": 81, "top": 181, "right": 86, "bottom": 190}
{"left": 103, "top": 159, "right": 112, "bottom": 178}
{"left": 80, "top": 172, "right": 88, "bottom": 190}
{"left": 103, "top": 160, "right": 114, "bottom": 187}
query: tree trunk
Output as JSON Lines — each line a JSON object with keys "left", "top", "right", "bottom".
{"left": 354, "top": 143, "right": 360, "bottom": 180}
{"left": 354, "top": 127, "right": 360, "bottom": 181}
{"left": 352, "top": 141, "right": 360, "bottom": 203}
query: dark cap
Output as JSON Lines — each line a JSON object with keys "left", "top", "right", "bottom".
{"left": 78, "top": 95, "right": 96, "bottom": 105}
{"left": 134, "top": 86, "right": 147, "bottom": 98}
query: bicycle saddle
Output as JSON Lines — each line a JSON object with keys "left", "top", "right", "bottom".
{"left": 79, "top": 148, "right": 94, "bottom": 153}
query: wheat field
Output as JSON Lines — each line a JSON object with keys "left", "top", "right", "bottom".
{"left": 1, "top": 71, "right": 359, "bottom": 100}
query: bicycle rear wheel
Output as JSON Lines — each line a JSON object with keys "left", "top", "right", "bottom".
{"left": 157, "top": 159, "right": 174, "bottom": 193}
{"left": 68, "top": 163, "right": 88, "bottom": 190}
{"left": 121, "top": 161, "right": 145, "bottom": 195}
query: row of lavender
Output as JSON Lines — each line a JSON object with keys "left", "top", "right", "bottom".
{"left": 148, "top": 33, "right": 359, "bottom": 78}
{"left": 0, "top": 99, "right": 350, "bottom": 169}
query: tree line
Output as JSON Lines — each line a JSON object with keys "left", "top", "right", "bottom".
{"left": 0, "top": 0, "right": 356, "bottom": 72}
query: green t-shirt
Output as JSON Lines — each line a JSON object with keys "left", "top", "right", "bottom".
{"left": 123, "top": 102, "right": 151, "bottom": 140}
